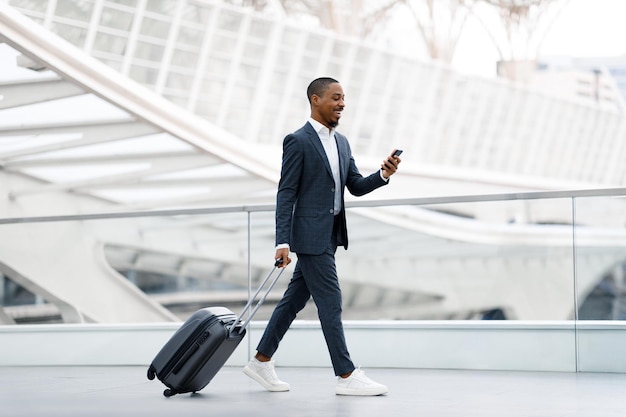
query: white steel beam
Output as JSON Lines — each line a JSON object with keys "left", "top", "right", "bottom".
{"left": 83, "top": 0, "right": 104, "bottom": 54}
{"left": 9, "top": 154, "right": 217, "bottom": 197}
{"left": 0, "top": 121, "right": 158, "bottom": 159}
{"left": 244, "top": 20, "right": 283, "bottom": 143}
{"left": 154, "top": 0, "right": 186, "bottom": 95}
{"left": 0, "top": 78, "right": 84, "bottom": 109}
{"left": 120, "top": 0, "right": 147, "bottom": 76}
{"left": 269, "top": 28, "right": 307, "bottom": 144}
{"left": 4, "top": 150, "right": 199, "bottom": 168}
{"left": 124, "top": 176, "right": 274, "bottom": 210}
{"left": 0, "top": 3, "right": 281, "bottom": 184}
{"left": 187, "top": 2, "right": 219, "bottom": 113}
{"left": 216, "top": 11, "right": 251, "bottom": 126}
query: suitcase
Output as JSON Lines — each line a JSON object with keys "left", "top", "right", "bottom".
{"left": 147, "top": 260, "right": 285, "bottom": 397}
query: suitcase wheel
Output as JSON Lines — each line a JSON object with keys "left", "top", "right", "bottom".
{"left": 147, "top": 366, "right": 156, "bottom": 381}
{"left": 163, "top": 388, "right": 176, "bottom": 398}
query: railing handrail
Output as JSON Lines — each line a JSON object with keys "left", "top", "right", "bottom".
{"left": 1, "top": 187, "right": 626, "bottom": 225}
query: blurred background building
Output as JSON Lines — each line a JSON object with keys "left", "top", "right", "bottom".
{"left": 1, "top": 0, "right": 626, "bottom": 325}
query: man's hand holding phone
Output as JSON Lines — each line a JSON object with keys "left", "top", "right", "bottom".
{"left": 381, "top": 149, "right": 402, "bottom": 179}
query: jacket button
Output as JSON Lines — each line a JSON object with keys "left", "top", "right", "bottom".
{"left": 331, "top": 188, "right": 335, "bottom": 192}
{"left": 329, "top": 209, "right": 334, "bottom": 214}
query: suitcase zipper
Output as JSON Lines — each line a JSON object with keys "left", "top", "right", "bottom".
{"left": 160, "top": 315, "right": 219, "bottom": 378}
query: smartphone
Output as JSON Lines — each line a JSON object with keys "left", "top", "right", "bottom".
{"left": 392, "top": 149, "right": 403, "bottom": 157}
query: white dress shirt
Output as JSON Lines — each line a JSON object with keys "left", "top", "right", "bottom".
{"left": 308, "top": 118, "right": 342, "bottom": 215}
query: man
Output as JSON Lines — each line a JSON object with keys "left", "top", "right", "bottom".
{"left": 243, "top": 77, "right": 401, "bottom": 396}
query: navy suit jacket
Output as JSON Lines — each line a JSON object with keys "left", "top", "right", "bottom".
{"left": 276, "top": 122, "right": 388, "bottom": 255}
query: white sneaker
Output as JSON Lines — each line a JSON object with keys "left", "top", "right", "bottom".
{"left": 335, "top": 367, "right": 388, "bottom": 396}
{"left": 243, "top": 358, "right": 290, "bottom": 392}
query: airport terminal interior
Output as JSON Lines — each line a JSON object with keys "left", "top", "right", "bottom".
{"left": 2, "top": 0, "right": 626, "bottom": 415}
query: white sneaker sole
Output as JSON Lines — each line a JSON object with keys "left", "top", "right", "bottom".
{"left": 336, "top": 386, "right": 388, "bottom": 396}
{"left": 243, "top": 366, "right": 290, "bottom": 392}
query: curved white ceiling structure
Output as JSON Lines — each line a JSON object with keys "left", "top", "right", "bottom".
{"left": 1, "top": 1, "right": 626, "bottom": 324}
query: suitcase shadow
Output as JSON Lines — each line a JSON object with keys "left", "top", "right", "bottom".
{"left": 188, "top": 392, "right": 209, "bottom": 399}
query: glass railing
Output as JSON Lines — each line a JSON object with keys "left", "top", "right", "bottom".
{"left": 1, "top": 188, "right": 625, "bottom": 325}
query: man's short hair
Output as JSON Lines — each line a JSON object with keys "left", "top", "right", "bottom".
{"left": 307, "top": 77, "right": 339, "bottom": 102}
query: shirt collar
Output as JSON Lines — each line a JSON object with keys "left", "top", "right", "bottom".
{"left": 308, "top": 117, "right": 334, "bottom": 137}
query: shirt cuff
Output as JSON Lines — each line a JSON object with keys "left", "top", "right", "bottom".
{"left": 379, "top": 169, "right": 389, "bottom": 182}
{"left": 276, "top": 243, "right": 290, "bottom": 250}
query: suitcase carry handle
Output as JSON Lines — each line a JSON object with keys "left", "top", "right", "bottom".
{"left": 230, "top": 259, "right": 285, "bottom": 336}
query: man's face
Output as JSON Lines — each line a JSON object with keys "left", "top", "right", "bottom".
{"left": 313, "top": 82, "right": 345, "bottom": 129}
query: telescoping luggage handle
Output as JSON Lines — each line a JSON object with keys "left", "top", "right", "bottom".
{"left": 230, "top": 259, "right": 285, "bottom": 336}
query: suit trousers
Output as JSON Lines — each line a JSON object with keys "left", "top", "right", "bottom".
{"left": 256, "top": 232, "right": 354, "bottom": 376}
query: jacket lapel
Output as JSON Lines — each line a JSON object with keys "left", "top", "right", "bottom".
{"left": 335, "top": 132, "right": 349, "bottom": 186}
{"left": 305, "top": 122, "right": 334, "bottom": 179}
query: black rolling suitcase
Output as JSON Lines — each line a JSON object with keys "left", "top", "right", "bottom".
{"left": 147, "top": 260, "right": 285, "bottom": 397}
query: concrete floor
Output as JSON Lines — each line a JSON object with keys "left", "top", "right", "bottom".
{"left": 1, "top": 365, "right": 626, "bottom": 417}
